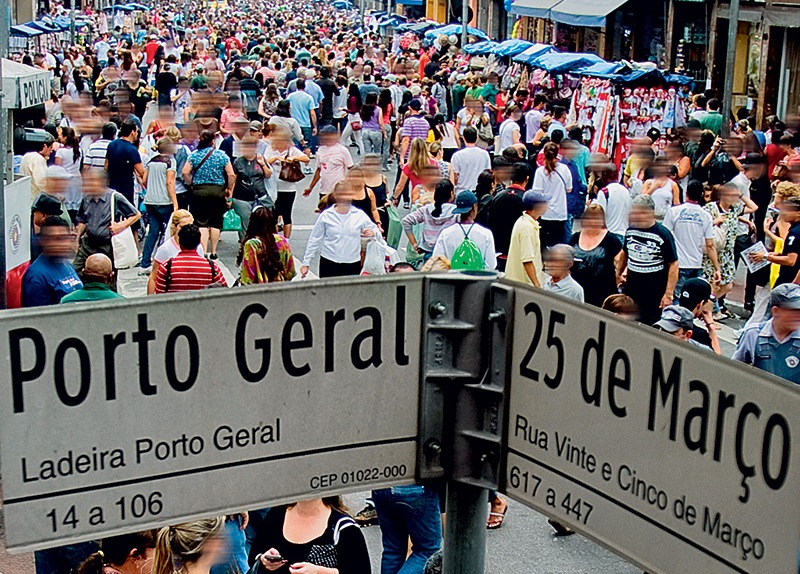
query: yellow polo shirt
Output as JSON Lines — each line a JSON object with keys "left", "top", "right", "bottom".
{"left": 505, "top": 213, "right": 544, "bottom": 287}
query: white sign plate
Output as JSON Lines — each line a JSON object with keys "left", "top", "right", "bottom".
{"left": 0, "top": 276, "right": 423, "bottom": 551}
{"left": 503, "top": 283, "right": 800, "bottom": 574}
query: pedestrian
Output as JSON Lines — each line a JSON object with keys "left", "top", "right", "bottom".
{"left": 505, "top": 190, "right": 548, "bottom": 287}
{"left": 617, "top": 194, "right": 679, "bottom": 325}
{"left": 264, "top": 127, "right": 310, "bottom": 239}
{"left": 360, "top": 92, "right": 385, "bottom": 158}
{"left": 393, "top": 138, "right": 436, "bottom": 208}
{"left": 402, "top": 179, "right": 457, "bottom": 263}
{"left": 74, "top": 169, "right": 141, "bottom": 289}
{"left": 22, "top": 217, "right": 82, "bottom": 307}
{"left": 60, "top": 253, "right": 123, "bottom": 303}
{"left": 152, "top": 518, "right": 226, "bottom": 574}
{"left": 287, "top": 78, "right": 318, "bottom": 155}
{"left": 237, "top": 206, "right": 296, "bottom": 284}
{"left": 677, "top": 277, "right": 722, "bottom": 354}
{"left": 568, "top": 204, "right": 623, "bottom": 307}
{"left": 654, "top": 305, "right": 713, "bottom": 351}
{"left": 146, "top": 209, "right": 200, "bottom": 295}
{"left": 662, "top": 179, "right": 722, "bottom": 301}
{"left": 341, "top": 82, "right": 365, "bottom": 156}
{"left": 304, "top": 125, "right": 354, "bottom": 199}
{"left": 84, "top": 122, "right": 118, "bottom": 172}
{"left": 105, "top": 119, "right": 146, "bottom": 205}
{"left": 268, "top": 100, "right": 305, "bottom": 148}
{"left": 642, "top": 158, "right": 681, "bottom": 220}
{"left": 248, "top": 498, "right": 371, "bottom": 574}
{"left": 20, "top": 132, "right": 54, "bottom": 200}
{"left": 734, "top": 283, "right": 800, "bottom": 383}
{"left": 182, "top": 130, "right": 235, "bottom": 259}
{"left": 301, "top": 181, "right": 378, "bottom": 278}
{"left": 749, "top": 196, "right": 800, "bottom": 286}
{"left": 451, "top": 127, "right": 492, "bottom": 194}
{"left": 432, "top": 191, "right": 497, "bottom": 271}
{"left": 76, "top": 530, "right": 157, "bottom": 574}
{"left": 230, "top": 135, "right": 274, "bottom": 240}
{"left": 54, "top": 126, "right": 83, "bottom": 221}
{"left": 542, "top": 244, "right": 585, "bottom": 302}
{"left": 533, "top": 142, "right": 573, "bottom": 248}
{"left": 154, "top": 224, "right": 227, "bottom": 293}
{"left": 497, "top": 104, "right": 523, "bottom": 153}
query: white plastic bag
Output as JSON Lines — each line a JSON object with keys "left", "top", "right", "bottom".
{"left": 361, "top": 239, "right": 388, "bottom": 275}
{"left": 110, "top": 192, "right": 139, "bottom": 269}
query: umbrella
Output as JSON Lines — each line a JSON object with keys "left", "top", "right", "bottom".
{"left": 27, "top": 20, "right": 61, "bottom": 33}
{"left": 10, "top": 24, "right": 43, "bottom": 37}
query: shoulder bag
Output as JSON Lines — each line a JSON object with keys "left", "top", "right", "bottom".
{"left": 279, "top": 150, "right": 305, "bottom": 183}
{"left": 110, "top": 192, "right": 139, "bottom": 269}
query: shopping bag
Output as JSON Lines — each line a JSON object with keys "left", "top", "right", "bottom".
{"left": 361, "top": 239, "right": 388, "bottom": 275}
{"left": 222, "top": 208, "right": 243, "bottom": 233}
{"left": 110, "top": 192, "right": 139, "bottom": 269}
{"left": 385, "top": 205, "right": 402, "bottom": 249}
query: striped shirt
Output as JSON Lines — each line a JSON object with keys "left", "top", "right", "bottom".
{"left": 85, "top": 138, "right": 112, "bottom": 170}
{"left": 402, "top": 114, "right": 431, "bottom": 159}
{"left": 154, "top": 250, "right": 227, "bottom": 293}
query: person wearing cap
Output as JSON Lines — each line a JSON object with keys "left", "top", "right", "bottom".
{"left": 677, "top": 277, "right": 722, "bottom": 354}
{"left": 60, "top": 253, "right": 124, "bottom": 304}
{"left": 734, "top": 283, "right": 800, "bottom": 382}
{"left": 432, "top": 191, "right": 497, "bottom": 270}
{"left": 22, "top": 216, "right": 82, "bottom": 308}
{"left": 248, "top": 121, "right": 268, "bottom": 156}
{"left": 655, "top": 305, "right": 711, "bottom": 350}
{"left": 303, "top": 125, "right": 354, "bottom": 199}
{"left": 617, "top": 194, "right": 679, "bottom": 325}
{"left": 31, "top": 189, "right": 70, "bottom": 262}
{"left": 749, "top": 196, "right": 800, "bottom": 286}
{"left": 505, "top": 189, "right": 548, "bottom": 287}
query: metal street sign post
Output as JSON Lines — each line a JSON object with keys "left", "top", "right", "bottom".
{"left": 0, "top": 276, "right": 424, "bottom": 551}
{"left": 501, "top": 282, "right": 800, "bottom": 574}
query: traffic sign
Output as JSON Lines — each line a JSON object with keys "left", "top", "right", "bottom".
{"left": 502, "top": 283, "right": 800, "bottom": 574}
{"left": 0, "top": 276, "right": 423, "bottom": 552}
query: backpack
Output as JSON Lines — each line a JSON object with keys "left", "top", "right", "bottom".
{"left": 450, "top": 224, "right": 485, "bottom": 271}
{"left": 560, "top": 161, "right": 587, "bottom": 218}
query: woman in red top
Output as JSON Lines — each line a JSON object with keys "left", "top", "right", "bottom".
{"left": 379, "top": 89, "right": 394, "bottom": 170}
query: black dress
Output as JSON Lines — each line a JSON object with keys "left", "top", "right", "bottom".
{"left": 568, "top": 231, "right": 623, "bottom": 308}
{"left": 247, "top": 506, "right": 371, "bottom": 574}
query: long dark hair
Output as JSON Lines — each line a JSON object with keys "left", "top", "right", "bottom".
{"left": 347, "top": 83, "right": 362, "bottom": 110}
{"left": 60, "top": 126, "right": 81, "bottom": 162}
{"left": 431, "top": 179, "right": 454, "bottom": 217}
{"left": 236, "top": 206, "right": 285, "bottom": 282}
{"left": 543, "top": 142, "right": 559, "bottom": 174}
{"left": 378, "top": 88, "right": 392, "bottom": 113}
{"left": 360, "top": 92, "right": 378, "bottom": 122}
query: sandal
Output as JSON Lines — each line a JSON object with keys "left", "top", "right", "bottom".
{"left": 548, "top": 518, "right": 575, "bottom": 537}
{"left": 487, "top": 501, "right": 508, "bottom": 530}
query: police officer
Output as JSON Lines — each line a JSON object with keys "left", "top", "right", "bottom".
{"left": 733, "top": 283, "right": 800, "bottom": 383}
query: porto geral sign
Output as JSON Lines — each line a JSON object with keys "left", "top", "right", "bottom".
{"left": 503, "top": 282, "right": 800, "bottom": 574}
{"left": 0, "top": 276, "right": 423, "bottom": 551}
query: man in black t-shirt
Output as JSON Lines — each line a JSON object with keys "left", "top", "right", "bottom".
{"left": 617, "top": 195, "right": 679, "bottom": 325}
{"left": 315, "top": 66, "right": 339, "bottom": 127}
{"left": 485, "top": 163, "right": 529, "bottom": 271}
{"left": 752, "top": 197, "right": 800, "bottom": 285}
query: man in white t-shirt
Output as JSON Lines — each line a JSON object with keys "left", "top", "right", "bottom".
{"left": 433, "top": 191, "right": 497, "bottom": 270}
{"left": 451, "top": 126, "right": 492, "bottom": 193}
{"left": 524, "top": 95, "right": 547, "bottom": 145}
{"left": 591, "top": 163, "right": 632, "bottom": 239}
{"left": 662, "top": 180, "right": 722, "bottom": 300}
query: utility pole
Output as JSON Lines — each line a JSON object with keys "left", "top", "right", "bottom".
{"left": 70, "top": 4, "right": 77, "bottom": 46}
{"left": 461, "top": 0, "right": 468, "bottom": 47}
{"left": 721, "top": 0, "right": 739, "bottom": 137}
{"left": 0, "top": 1, "right": 9, "bottom": 309}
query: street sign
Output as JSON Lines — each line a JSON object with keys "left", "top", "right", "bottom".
{"left": 502, "top": 283, "right": 800, "bottom": 574}
{"left": 0, "top": 276, "right": 423, "bottom": 552}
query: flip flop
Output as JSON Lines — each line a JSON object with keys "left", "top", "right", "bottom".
{"left": 486, "top": 506, "right": 508, "bottom": 530}
{"left": 547, "top": 518, "right": 575, "bottom": 537}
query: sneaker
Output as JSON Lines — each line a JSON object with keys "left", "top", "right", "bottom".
{"left": 138, "top": 266, "right": 152, "bottom": 276}
{"left": 354, "top": 505, "right": 379, "bottom": 527}
{"left": 403, "top": 202, "right": 410, "bottom": 209}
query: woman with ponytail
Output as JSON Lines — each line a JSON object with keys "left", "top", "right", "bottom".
{"left": 77, "top": 530, "right": 158, "bottom": 574}
{"left": 401, "top": 179, "right": 456, "bottom": 264}
{"left": 532, "top": 142, "right": 573, "bottom": 249}
{"left": 152, "top": 517, "right": 226, "bottom": 574}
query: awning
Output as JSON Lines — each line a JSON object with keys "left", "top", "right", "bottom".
{"left": 26, "top": 20, "right": 62, "bottom": 33}
{"left": 528, "top": 51, "right": 604, "bottom": 73}
{"left": 424, "top": 24, "right": 490, "bottom": 41}
{"left": 463, "top": 41, "right": 499, "bottom": 55}
{"left": 511, "top": 43, "right": 557, "bottom": 64}
{"left": 508, "top": 0, "right": 562, "bottom": 19}
{"left": 1, "top": 59, "right": 51, "bottom": 109}
{"left": 491, "top": 39, "right": 534, "bottom": 57}
{"left": 549, "top": 0, "right": 628, "bottom": 27}
{"left": 10, "top": 25, "right": 44, "bottom": 38}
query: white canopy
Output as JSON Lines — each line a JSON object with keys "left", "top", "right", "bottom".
{"left": 2, "top": 59, "right": 51, "bottom": 110}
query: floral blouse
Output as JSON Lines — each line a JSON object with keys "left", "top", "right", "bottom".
{"left": 240, "top": 235, "right": 296, "bottom": 284}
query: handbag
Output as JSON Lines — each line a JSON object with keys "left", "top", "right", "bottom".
{"left": 348, "top": 112, "right": 362, "bottom": 131}
{"left": 477, "top": 117, "right": 494, "bottom": 144}
{"left": 109, "top": 192, "right": 139, "bottom": 269}
{"left": 184, "top": 147, "right": 214, "bottom": 188}
{"left": 279, "top": 151, "right": 305, "bottom": 183}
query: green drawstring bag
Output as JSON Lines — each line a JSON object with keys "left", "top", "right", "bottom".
{"left": 386, "top": 205, "right": 402, "bottom": 249}
{"left": 222, "top": 208, "right": 243, "bottom": 233}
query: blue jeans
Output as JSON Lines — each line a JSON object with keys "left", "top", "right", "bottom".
{"left": 211, "top": 515, "right": 249, "bottom": 574}
{"left": 674, "top": 268, "right": 701, "bottom": 304}
{"left": 141, "top": 204, "right": 174, "bottom": 268}
{"left": 300, "top": 126, "right": 316, "bottom": 154}
{"left": 372, "top": 485, "right": 442, "bottom": 574}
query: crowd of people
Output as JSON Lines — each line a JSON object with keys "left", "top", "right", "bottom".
{"left": 10, "top": 0, "right": 800, "bottom": 571}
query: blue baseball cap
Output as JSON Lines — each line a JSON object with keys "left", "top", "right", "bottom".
{"left": 453, "top": 191, "right": 478, "bottom": 214}
{"left": 522, "top": 190, "right": 548, "bottom": 209}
